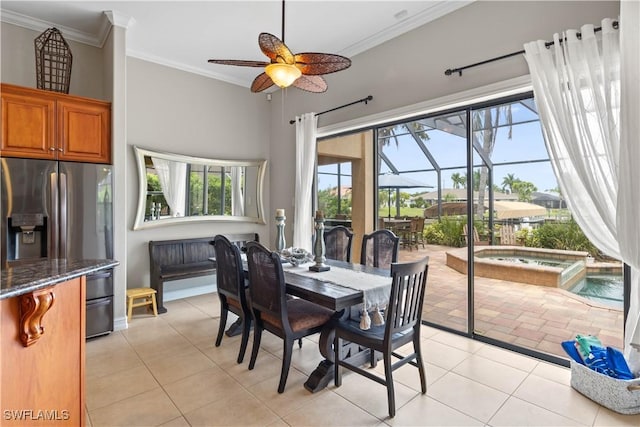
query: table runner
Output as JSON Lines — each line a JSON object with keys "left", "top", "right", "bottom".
{"left": 283, "top": 264, "right": 391, "bottom": 310}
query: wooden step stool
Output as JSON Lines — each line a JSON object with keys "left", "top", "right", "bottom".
{"left": 126, "top": 288, "right": 158, "bottom": 322}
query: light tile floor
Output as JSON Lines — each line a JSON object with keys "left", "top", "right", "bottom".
{"left": 86, "top": 293, "right": 640, "bottom": 427}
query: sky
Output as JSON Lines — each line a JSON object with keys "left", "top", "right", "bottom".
{"left": 318, "top": 97, "right": 561, "bottom": 196}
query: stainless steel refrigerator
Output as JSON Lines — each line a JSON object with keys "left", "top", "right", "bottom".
{"left": 1, "top": 157, "right": 114, "bottom": 338}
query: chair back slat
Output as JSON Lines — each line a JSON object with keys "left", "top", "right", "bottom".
{"left": 246, "top": 241, "right": 288, "bottom": 326}
{"left": 324, "top": 226, "right": 354, "bottom": 262}
{"left": 212, "top": 235, "right": 245, "bottom": 299}
{"left": 361, "top": 229, "right": 400, "bottom": 269}
{"left": 385, "top": 257, "right": 429, "bottom": 340}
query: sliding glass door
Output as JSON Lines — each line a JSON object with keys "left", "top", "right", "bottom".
{"left": 316, "top": 92, "right": 625, "bottom": 362}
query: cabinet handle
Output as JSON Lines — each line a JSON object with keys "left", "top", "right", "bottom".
{"left": 58, "top": 148, "right": 63, "bottom": 152}
{"left": 49, "top": 147, "right": 56, "bottom": 151}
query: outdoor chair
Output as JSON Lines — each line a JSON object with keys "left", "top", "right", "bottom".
{"left": 361, "top": 229, "right": 399, "bottom": 269}
{"left": 412, "top": 217, "right": 426, "bottom": 249}
{"left": 212, "top": 235, "right": 252, "bottom": 363}
{"left": 401, "top": 217, "right": 423, "bottom": 251}
{"left": 462, "top": 224, "right": 488, "bottom": 246}
{"left": 324, "top": 225, "right": 354, "bottom": 262}
{"left": 500, "top": 224, "right": 517, "bottom": 245}
{"left": 333, "top": 257, "right": 430, "bottom": 418}
{"left": 245, "top": 241, "right": 333, "bottom": 393}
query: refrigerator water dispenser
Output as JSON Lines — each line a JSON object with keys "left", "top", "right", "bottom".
{"left": 7, "top": 213, "right": 47, "bottom": 261}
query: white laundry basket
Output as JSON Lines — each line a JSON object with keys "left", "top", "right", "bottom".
{"left": 570, "top": 361, "right": 640, "bottom": 414}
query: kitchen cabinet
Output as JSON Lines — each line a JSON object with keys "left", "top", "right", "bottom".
{"left": 1, "top": 83, "right": 111, "bottom": 164}
{"left": 0, "top": 276, "right": 86, "bottom": 426}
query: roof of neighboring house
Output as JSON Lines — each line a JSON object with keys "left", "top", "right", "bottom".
{"left": 531, "top": 192, "right": 561, "bottom": 201}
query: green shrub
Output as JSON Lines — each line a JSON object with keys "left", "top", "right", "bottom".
{"left": 527, "top": 219, "right": 600, "bottom": 258}
{"left": 423, "top": 216, "right": 465, "bottom": 247}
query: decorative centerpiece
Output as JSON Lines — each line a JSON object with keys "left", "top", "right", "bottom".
{"left": 309, "top": 210, "right": 330, "bottom": 272}
{"left": 275, "top": 209, "right": 286, "bottom": 252}
{"left": 280, "top": 247, "right": 312, "bottom": 266}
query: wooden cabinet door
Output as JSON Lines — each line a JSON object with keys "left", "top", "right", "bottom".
{"left": 57, "top": 98, "right": 111, "bottom": 164}
{"left": 0, "top": 277, "right": 86, "bottom": 426}
{"left": 1, "top": 91, "right": 56, "bottom": 159}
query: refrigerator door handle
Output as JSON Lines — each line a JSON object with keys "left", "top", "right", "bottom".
{"left": 50, "top": 172, "right": 59, "bottom": 259}
{"left": 59, "top": 172, "right": 68, "bottom": 257}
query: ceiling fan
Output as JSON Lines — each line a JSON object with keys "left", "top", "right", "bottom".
{"left": 207, "top": 0, "right": 351, "bottom": 93}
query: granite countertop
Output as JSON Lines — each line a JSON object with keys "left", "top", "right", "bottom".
{"left": 1, "top": 259, "right": 119, "bottom": 299}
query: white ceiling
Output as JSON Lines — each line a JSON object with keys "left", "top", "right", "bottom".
{"left": 0, "top": 1, "right": 473, "bottom": 89}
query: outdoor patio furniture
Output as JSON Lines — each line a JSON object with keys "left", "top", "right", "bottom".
{"left": 500, "top": 224, "right": 517, "bottom": 245}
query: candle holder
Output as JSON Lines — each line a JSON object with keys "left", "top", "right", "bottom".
{"left": 309, "top": 214, "right": 330, "bottom": 272}
{"left": 275, "top": 214, "right": 286, "bottom": 253}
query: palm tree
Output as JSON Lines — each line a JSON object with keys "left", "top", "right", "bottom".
{"left": 473, "top": 105, "right": 513, "bottom": 218}
{"left": 451, "top": 173, "right": 464, "bottom": 189}
{"left": 501, "top": 173, "right": 517, "bottom": 193}
{"left": 512, "top": 180, "right": 537, "bottom": 202}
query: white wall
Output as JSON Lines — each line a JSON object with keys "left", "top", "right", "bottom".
{"left": 267, "top": 0, "right": 620, "bottom": 245}
{"left": 125, "top": 57, "right": 271, "bottom": 291}
{"left": 1, "top": 22, "right": 106, "bottom": 99}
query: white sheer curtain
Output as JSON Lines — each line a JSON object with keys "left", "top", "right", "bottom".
{"left": 617, "top": 0, "right": 640, "bottom": 367}
{"left": 524, "top": 12, "right": 640, "bottom": 371}
{"left": 293, "top": 112, "right": 318, "bottom": 251}
{"left": 231, "top": 166, "right": 244, "bottom": 216}
{"left": 151, "top": 157, "right": 187, "bottom": 217}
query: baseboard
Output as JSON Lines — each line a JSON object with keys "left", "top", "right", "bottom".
{"left": 113, "top": 316, "right": 128, "bottom": 331}
{"left": 163, "top": 275, "right": 217, "bottom": 302}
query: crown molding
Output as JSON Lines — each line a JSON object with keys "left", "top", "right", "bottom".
{"left": 340, "top": 0, "right": 475, "bottom": 57}
{"left": 0, "top": 8, "right": 105, "bottom": 47}
{"left": 126, "top": 49, "right": 249, "bottom": 88}
{"left": 104, "top": 10, "right": 135, "bottom": 30}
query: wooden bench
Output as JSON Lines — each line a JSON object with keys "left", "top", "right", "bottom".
{"left": 148, "top": 233, "right": 259, "bottom": 313}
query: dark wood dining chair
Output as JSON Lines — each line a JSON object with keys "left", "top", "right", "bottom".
{"left": 361, "top": 229, "right": 399, "bottom": 269}
{"left": 212, "top": 235, "right": 252, "bottom": 363}
{"left": 333, "top": 257, "right": 430, "bottom": 418}
{"left": 324, "top": 225, "right": 354, "bottom": 262}
{"left": 245, "top": 241, "right": 334, "bottom": 393}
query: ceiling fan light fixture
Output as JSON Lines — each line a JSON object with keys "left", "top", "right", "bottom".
{"left": 265, "top": 63, "right": 301, "bottom": 88}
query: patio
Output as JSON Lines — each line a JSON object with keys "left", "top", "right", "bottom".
{"left": 398, "top": 244, "right": 624, "bottom": 358}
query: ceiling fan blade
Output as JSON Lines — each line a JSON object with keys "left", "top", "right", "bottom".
{"left": 207, "top": 59, "right": 269, "bottom": 67}
{"left": 258, "top": 32, "right": 295, "bottom": 64}
{"left": 251, "top": 72, "right": 275, "bottom": 93}
{"left": 294, "top": 53, "right": 352, "bottom": 75}
{"left": 293, "top": 75, "right": 327, "bottom": 93}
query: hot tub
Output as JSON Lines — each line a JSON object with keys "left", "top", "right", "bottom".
{"left": 446, "top": 246, "right": 589, "bottom": 288}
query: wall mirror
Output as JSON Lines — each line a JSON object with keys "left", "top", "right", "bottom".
{"left": 133, "top": 146, "right": 266, "bottom": 230}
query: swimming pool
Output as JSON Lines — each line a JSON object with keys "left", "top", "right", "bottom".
{"left": 569, "top": 274, "right": 623, "bottom": 309}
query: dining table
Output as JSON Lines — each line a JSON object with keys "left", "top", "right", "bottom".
{"left": 213, "top": 250, "right": 393, "bottom": 392}
{"left": 381, "top": 217, "right": 412, "bottom": 235}
{"left": 230, "top": 255, "right": 391, "bottom": 392}
{"left": 278, "top": 259, "right": 391, "bottom": 393}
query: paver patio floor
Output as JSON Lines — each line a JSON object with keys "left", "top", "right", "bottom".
{"left": 398, "top": 244, "right": 624, "bottom": 358}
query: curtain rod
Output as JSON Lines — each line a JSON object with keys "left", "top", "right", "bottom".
{"left": 289, "top": 95, "right": 373, "bottom": 125}
{"left": 444, "top": 20, "right": 619, "bottom": 77}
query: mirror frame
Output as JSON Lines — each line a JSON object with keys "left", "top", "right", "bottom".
{"left": 133, "top": 146, "right": 267, "bottom": 230}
